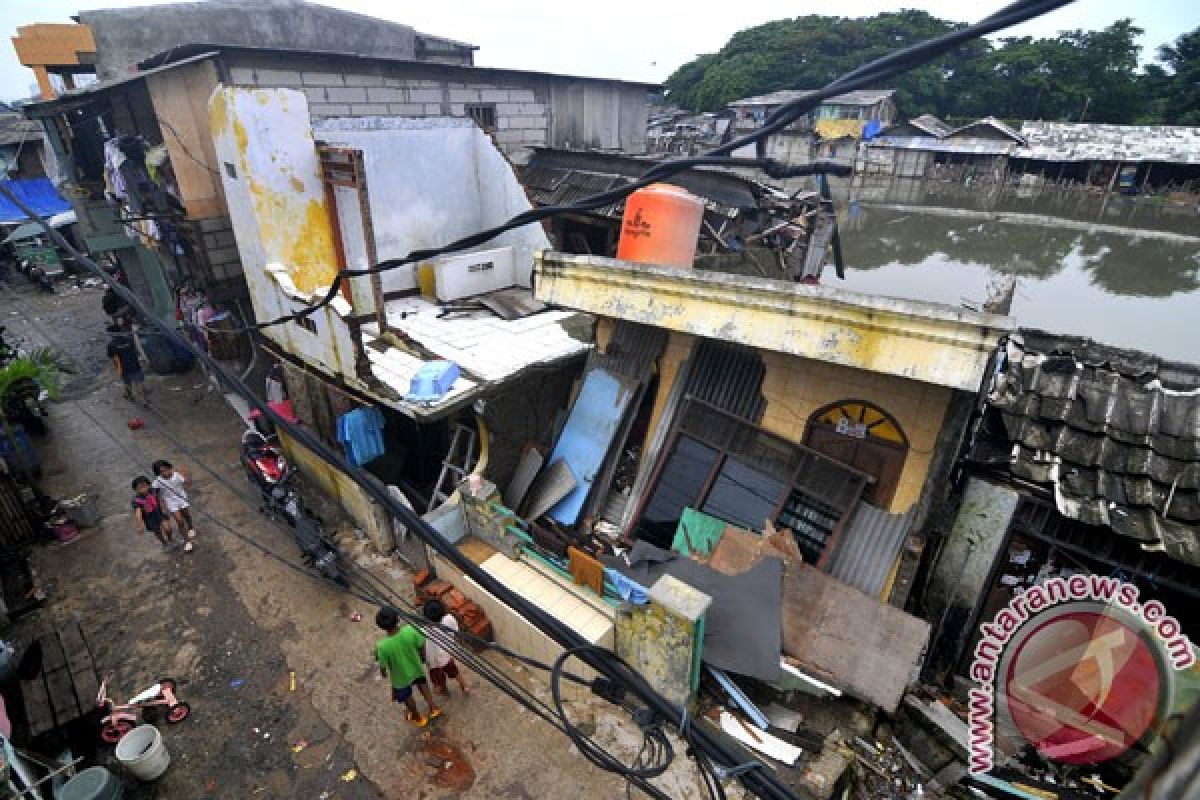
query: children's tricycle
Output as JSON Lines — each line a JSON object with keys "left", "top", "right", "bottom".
{"left": 96, "top": 674, "right": 190, "bottom": 743}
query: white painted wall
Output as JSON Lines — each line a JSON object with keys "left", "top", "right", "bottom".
{"left": 210, "top": 86, "right": 358, "bottom": 380}
{"left": 317, "top": 116, "right": 550, "bottom": 290}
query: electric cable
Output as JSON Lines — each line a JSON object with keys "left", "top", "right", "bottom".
{"left": 1, "top": 8, "right": 1080, "bottom": 794}
{"left": 221, "top": 0, "right": 1072, "bottom": 337}
{"left": 1, "top": 281, "right": 676, "bottom": 797}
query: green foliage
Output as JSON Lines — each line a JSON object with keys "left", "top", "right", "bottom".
{"left": 0, "top": 348, "right": 69, "bottom": 403}
{"left": 665, "top": 15, "right": 1200, "bottom": 126}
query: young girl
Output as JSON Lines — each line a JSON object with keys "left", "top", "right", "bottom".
{"left": 131, "top": 475, "right": 176, "bottom": 551}
{"left": 422, "top": 600, "right": 470, "bottom": 696}
{"left": 152, "top": 460, "right": 195, "bottom": 553}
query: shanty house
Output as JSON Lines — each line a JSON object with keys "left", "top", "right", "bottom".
{"left": 921, "top": 331, "right": 1200, "bottom": 682}
{"left": 19, "top": 5, "right": 653, "bottom": 320}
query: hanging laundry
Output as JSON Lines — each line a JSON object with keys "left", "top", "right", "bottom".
{"left": 604, "top": 568, "right": 648, "bottom": 604}
{"left": 336, "top": 406, "right": 386, "bottom": 465}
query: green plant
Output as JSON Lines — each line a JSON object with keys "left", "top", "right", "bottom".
{"left": 0, "top": 348, "right": 69, "bottom": 403}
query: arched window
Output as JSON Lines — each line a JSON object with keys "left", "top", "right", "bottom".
{"left": 805, "top": 400, "right": 909, "bottom": 507}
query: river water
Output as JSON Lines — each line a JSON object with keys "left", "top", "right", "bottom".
{"left": 833, "top": 181, "right": 1200, "bottom": 363}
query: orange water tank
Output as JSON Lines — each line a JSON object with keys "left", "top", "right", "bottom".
{"left": 616, "top": 183, "right": 704, "bottom": 268}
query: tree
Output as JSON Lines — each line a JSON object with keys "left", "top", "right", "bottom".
{"left": 1156, "top": 29, "right": 1200, "bottom": 125}
{"left": 665, "top": 13, "right": 1182, "bottom": 126}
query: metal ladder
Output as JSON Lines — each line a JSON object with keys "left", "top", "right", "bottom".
{"left": 428, "top": 423, "right": 477, "bottom": 511}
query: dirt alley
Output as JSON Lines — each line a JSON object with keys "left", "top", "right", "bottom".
{"left": 2, "top": 280, "right": 720, "bottom": 799}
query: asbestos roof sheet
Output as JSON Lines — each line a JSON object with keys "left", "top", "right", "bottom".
{"left": 867, "top": 136, "right": 1015, "bottom": 156}
{"left": 947, "top": 116, "right": 1025, "bottom": 144}
{"left": 730, "top": 88, "right": 895, "bottom": 108}
{"left": 382, "top": 295, "right": 589, "bottom": 384}
{"left": 908, "top": 114, "right": 952, "bottom": 138}
{"left": 1014, "top": 120, "right": 1200, "bottom": 164}
{"left": 968, "top": 330, "right": 1200, "bottom": 565}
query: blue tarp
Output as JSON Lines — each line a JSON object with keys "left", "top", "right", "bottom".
{"left": 0, "top": 179, "right": 70, "bottom": 224}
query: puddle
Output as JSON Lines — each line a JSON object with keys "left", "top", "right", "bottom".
{"left": 417, "top": 738, "right": 476, "bottom": 791}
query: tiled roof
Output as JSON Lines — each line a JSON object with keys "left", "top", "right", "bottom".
{"left": 969, "top": 330, "right": 1200, "bottom": 566}
{"left": 1014, "top": 121, "right": 1200, "bottom": 164}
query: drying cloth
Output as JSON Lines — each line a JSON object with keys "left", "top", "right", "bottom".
{"left": 567, "top": 546, "right": 605, "bottom": 596}
{"left": 336, "top": 406, "right": 386, "bottom": 465}
{"left": 604, "top": 541, "right": 784, "bottom": 682}
{"left": 671, "top": 507, "right": 727, "bottom": 557}
{"left": 604, "top": 568, "right": 648, "bottom": 604}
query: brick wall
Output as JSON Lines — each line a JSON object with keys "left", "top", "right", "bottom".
{"left": 227, "top": 63, "right": 550, "bottom": 159}
{"left": 757, "top": 351, "right": 951, "bottom": 514}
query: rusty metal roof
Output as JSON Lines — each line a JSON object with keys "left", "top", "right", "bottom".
{"left": 825, "top": 503, "right": 914, "bottom": 598}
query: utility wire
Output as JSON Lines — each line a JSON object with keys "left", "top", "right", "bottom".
{"left": 1, "top": 284, "right": 675, "bottom": 799}
{"left": 228, "top": 0, "right": 1072, "bottom": 336}
{"left": 1, "top": 7, "right": 1078, "bottom": 796}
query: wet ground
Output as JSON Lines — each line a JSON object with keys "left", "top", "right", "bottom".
{"left": 2, "top": 279, "right": 722, "bottom": 799}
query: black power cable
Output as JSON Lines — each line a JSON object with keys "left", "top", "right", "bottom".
{"left": 3, "top": 6, "right": 1079, "bottom": 795}
{"left": 224, "top": 0, "right": 1072, "bottom": 336}
{"left": 1, "top": 281, "right": 677, "bottom": 797}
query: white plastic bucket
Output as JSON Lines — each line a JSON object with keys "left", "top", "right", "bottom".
{"left": 114, "top": 724, "right": 170, "bottom": 781}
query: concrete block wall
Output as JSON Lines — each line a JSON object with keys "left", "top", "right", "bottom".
{"left": 228, "top": 63, "right": 550, "bottom": 160}
{"left": 757, "top": 350, "right": 952, "bottom": 514}
{"left": 197, "top": 214, "right": 243, "bottom": 282}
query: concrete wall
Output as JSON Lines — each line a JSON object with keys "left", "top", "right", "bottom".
{"left": 315, "top": 117, "right": 551, "bottom": 299}
{"left": 757, "top": 351, "right": 953, "bottom": 514}
{"left": 922, "top": 477, "right": 1020, "bottom": 680}
{"left": 80, "top": 0, "right": 470, "bottom": 80}
{"left": 224, "top": 51, "right": 649, "bottom": 161}
{"left": 211, "top": 87, "right": 359, "bottom": 381}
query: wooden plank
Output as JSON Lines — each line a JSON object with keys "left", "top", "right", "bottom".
{"left": 21, "top": 674, "right": 56, "bottom": 737}
{"left": 781, "top": 565, "right": 929, "bottom": 713}
{"left": 145, "top": 59, "right": 225, "bottom": 220}
{"left": 45, "top": 667, "right": 80, "bottom": 723}
{"left": 39, "top": 633, "right": 66, "bottom": 674}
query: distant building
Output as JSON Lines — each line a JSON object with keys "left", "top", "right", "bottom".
{"left": 0, "top": 104, "right": 51, "bottom": 179}
{"left": 862, "top": 116, "right": 1025, "bottom": 182}
{"left": 724, "top": 89, "right": 897, "bottom": 184}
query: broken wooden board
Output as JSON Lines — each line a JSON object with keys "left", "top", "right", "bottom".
{"left": 520, "top": 459, "right": 577, "bottom": 523}
{"left": 479, "top": 287, "right": 546, "bottom": 320}
{"left": 781, "top": 565, "right": 929, "bottom": 713}
{"left": 504, "top": 443, "right": 544, "bottom": 512}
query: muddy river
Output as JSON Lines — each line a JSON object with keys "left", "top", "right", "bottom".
{"left": 834, "top": 182, "right": 1200, "bottom": 362}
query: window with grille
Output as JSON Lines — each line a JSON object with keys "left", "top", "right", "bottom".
{"left": 632, "top": 399, "right": 868, "bottom": 563}
{"left": 465, "top": 103, "right": 497, "bottom": 131}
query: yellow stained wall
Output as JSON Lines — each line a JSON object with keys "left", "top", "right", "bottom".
{"left": 276, "top": 428, "right": 392, "bottom": 551}
{"left": 757, "top": 350, "right": 951, "bottom": 513}
{"left": 635, "top": 330, "right": 950, "bottom": 515}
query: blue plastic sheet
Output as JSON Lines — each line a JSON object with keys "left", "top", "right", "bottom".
{"left": 0, "top": 179, "right": 71, "bottom": 224}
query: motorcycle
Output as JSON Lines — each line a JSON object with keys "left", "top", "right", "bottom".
{"left": 241, "top": 428, "right": 348, "bottom": 586}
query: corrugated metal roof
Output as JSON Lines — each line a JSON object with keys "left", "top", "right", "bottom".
{"left": 729, "top": 88, "right": 895, "bottom": 108}
{"left": 908, "top": 114, "right": 951, "bottom": 138}
{"left": 683, "top": 339, "right": 767, "bottom": 423}
{"left": 824, "top": 504, "right": 914, "bottom": 598}
{"left": 1014, "top": 121, "right": 1200, "bottom": 164}
{"left": 947, "top": 116, "right": 1025, "bottom": 144}
{"left": 866, "top": 136, "right": 1015, "bottom": 156}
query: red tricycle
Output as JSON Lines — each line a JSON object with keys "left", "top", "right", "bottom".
{"left": 96, "top": 674, "right": 191, "bottom": 743}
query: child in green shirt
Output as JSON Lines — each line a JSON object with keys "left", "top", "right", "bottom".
{"left": 375, "top": 606, "right": 442, "bottom": 727}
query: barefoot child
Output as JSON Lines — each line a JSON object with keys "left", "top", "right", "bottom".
{"left": 422, "top": 600, "right": 470, "bottom": 696}
{"left": 153, "top": 460, "right": 195, "bottom": 553}
{"left": 375, "top": 606, "right": 442, "bottom": 728}
{"left": 131, "top": 475, "right": 176, "bottom": 551}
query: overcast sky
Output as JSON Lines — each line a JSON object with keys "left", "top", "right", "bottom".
{"left": 3, "top": 0, "right": 1198, "bottom": 99}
